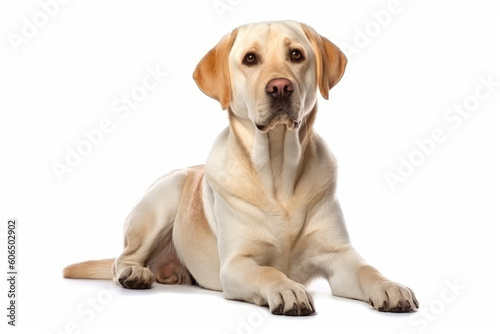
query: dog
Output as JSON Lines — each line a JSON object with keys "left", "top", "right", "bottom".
{"left": 64, "top": 20, "right": 418, "bottom": 316}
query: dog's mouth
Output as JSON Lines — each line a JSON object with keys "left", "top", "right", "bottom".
{"left": 256, "top": 109, "right": 301, "bottom": 132}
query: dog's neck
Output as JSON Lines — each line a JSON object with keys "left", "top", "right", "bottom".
{"left": 228, "top": 104, "right": 317, "bottom": 203}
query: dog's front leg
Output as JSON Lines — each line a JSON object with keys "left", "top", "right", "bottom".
{"left": 215, "top": 200, "right": 315, "bottom": 316}
{"left": 220, "top": 257, "right": 315, "bottom": 316}
{"left": 325, "top": 245, "right": 419, "bottom": 312}
{"left": 310, "top": 199, "right": 419, "bottom": 312}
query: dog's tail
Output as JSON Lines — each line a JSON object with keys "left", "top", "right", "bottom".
{"left": 63, "top": 259, "right": 115, "bottom": 280}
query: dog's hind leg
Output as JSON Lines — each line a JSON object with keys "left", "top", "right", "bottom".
{"left": 145, "top": 228, "right": 194, "bottom": 285}
{"left": 113, "top": 169, "right": 188, "bottom": 289}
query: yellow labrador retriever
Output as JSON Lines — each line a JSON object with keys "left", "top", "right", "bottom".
{"left": 64, "top": 20, "right": 418, "bottom": 316}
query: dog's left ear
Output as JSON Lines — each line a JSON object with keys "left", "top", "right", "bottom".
{"left": 193, "top": 30, "right": 238, "bottom": 110}
{"left": 301, "top": 24, "right": 347, "bottom": 100}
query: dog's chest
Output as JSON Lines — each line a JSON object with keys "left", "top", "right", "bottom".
{"left": 256, "top": 200, "right": 312, "bottom": 248}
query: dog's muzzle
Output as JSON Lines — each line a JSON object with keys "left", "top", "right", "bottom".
{"left": 256, "top": 78, "right": 301, "bottom": 132}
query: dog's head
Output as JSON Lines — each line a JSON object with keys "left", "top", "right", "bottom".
{"left": 193, "top": 21, "right": 347, "bottom": 132}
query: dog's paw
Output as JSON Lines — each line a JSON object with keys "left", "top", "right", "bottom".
{"left": 116, "top": 266, "right": 155, "bottom": 289}
{"left": 365, "top": 280, "right": 419, "bottom": 313}
{"left": 267, "top": 280, "right": 315, "bottom": 316}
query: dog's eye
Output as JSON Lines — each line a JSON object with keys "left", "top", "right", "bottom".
{"left": 290, "top": 49, "right": 303, "bottom": 62}
{"left": 243, "top": 53, "right": 257, "bottom": 65}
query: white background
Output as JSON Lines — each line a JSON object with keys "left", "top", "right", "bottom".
{"left": 1, "top": 0, "right": 499, "bottom": 333}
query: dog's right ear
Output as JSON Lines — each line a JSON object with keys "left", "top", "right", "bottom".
{"left": 193, "top": 30, "right": 238, "bottom": 110}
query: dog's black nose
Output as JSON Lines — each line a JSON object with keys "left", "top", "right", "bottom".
{"left": 266, "top": 78, "right": 293, "bottom": 99}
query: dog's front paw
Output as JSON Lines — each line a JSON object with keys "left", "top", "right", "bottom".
{"left": 116, "top": 266, "right": 155, "bottom": 289}
{"left": 365, "top": 280, "right": 419, "bottom": 312}
{"left": 359, "top": 265, "right": 418, "bottom": 312}
{"left": 267, "top": 280, "right": 315, "bottom": 316}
